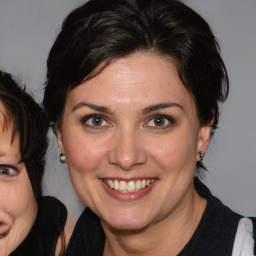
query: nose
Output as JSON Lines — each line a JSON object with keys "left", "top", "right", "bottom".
{"left": 108, "top": 128, "right": 147, "bottom": 170}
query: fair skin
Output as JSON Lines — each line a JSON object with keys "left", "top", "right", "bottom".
{"left": 58, "top": 52, "right": 212, "bottom": 256}
{"left": 0, "top": 107, "right": 37, "bottom": 256}
{"left": 0, "top": 105, "right": 73, "bottom": 255}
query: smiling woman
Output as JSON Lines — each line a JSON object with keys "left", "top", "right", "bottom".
{"left": 0, "top": 71, "right": 72, "bottom": 256}
{"left": 58, "top": 53, "right": 207, "bottom": 233}
{"left": 43, "top": 0, "right": 255, "bottom": 255}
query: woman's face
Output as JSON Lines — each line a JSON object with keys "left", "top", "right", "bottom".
{"left": 0, "top": 108, "right": 37, "bottom": 254}
{"left": 58, "top": 52, "right": 211, "bottom": 231}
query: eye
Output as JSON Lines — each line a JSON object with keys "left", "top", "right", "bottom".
{"left": 81, "top": 114, "right": 111, "bottom": 128}
{"left": 0, "top": 165, "right": 18, "bottom": 176}
{"left": 145, "top": 115, "right": 175, "bottom": 128}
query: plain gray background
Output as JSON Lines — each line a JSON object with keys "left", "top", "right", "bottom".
{"left": 0, "top": 0, "right": 255, "bottom": 222}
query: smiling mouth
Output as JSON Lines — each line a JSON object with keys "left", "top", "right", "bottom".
{"left": 103, "top": 179, "right": 155, "bottom": 193}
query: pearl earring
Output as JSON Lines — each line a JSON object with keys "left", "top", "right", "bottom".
{"left": 199, "top": 151, "right": 204, "bottom": 161}
{"left": 59, "top": 153, "right": 66, "bottom": 164}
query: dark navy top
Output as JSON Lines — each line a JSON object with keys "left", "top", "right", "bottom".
{"left": 10, "top": 196, "right": 67, "bottom": 256}
{"left": 66, "top": 179, "right": 255, "bottom": 256}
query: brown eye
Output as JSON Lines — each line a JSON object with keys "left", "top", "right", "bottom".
{"left": 81, "top": 114, "right": 111, "bottom": 129}
{"left": 153, "top": 116, "right": 166, "bottom": 126}
{"left": 145, "top": 114, "right": 175, "bottom": 129}
{"left": 92, "top": 116, "right": 104, "bottom": 126}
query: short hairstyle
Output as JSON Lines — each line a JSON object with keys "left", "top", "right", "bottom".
{"left": 0, "top": 71, "right": 48, "bottom": 199}
{"left": 43, "top": 0, "right": 229, "bottom": 169}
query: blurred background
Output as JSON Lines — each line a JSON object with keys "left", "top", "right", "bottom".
{"left": 0, "top": 0, "right": 255, "bottom": 222}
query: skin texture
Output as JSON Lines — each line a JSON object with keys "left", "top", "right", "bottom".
{"left": 0, "top": 105, "right": 37, "bottom": 256}
{"left": 58, "top": 52, "right": 212, "bottom": 255}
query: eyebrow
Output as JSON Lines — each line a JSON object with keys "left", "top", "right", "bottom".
{"left": 72, "top": 102, "right": 113, "bottom": 114}
{"left": 142, "top": 103, "right": 184, "bottom": 114}
{"left": 72, "top": 102, "right": 183, "bottom": 115}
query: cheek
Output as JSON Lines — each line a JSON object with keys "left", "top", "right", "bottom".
{"left": 0, "top": 182, "right": 35, "bottom": 219}
{"left": 64, "top": 136, "right": 109, "bottom": 174}
{"left": 149, "top": 130, "right": 198, "bottom": 170}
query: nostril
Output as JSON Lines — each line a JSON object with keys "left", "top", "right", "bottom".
{"left": 108, "top": 146, "right": 147, "bottom": 170}
{"left": 108, "top": 132, "right": 147, "bottom": 169}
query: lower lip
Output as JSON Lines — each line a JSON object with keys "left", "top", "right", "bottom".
{"left": 100, "top": 179, "right": 157, "bottom": 202}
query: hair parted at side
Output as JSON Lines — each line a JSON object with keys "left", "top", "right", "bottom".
{"left": 0, "top": 71, "right": 49, "bottom": 199}
{"left": 43, "top": 0, "right": 229, "bottom": 169}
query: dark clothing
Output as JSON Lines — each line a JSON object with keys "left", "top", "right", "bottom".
{"left": 66, "top": 207, "right": 105, "bottom": 256}
{"left": 66, "top": 179, "right": 255, "bottom": 256}
{"left": 10, "top": 196, "right": 67, "bottom": 256}
{"left": 178, "top": 179, "right": 241, "bottom": 256}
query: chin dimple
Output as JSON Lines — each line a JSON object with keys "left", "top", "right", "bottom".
{"left": 103, "top": 179, "right": 155, "bottom": 193}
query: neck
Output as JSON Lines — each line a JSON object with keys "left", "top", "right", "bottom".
{"left": 102, "top": 185, "right": 206, "bottom": 256}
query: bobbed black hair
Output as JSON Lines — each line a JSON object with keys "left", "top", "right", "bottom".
{"left": 0, "top": 71, "right": 48, "bottom": 199}
{"left": 43, "top": 0, "right": 229, "bottom": 169}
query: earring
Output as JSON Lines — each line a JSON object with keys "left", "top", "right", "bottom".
{"left": 59, "top": 153, "right": 66, "bottom": 164}
{"left": 199, "top": 151, "right": 204, "bottom": 161}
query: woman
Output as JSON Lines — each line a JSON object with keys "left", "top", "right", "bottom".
{"left": 43, "top": 0, "right": 255, "bottom": 255}
{"left": 0, "top": 71, "right": 71, "bottom": 255}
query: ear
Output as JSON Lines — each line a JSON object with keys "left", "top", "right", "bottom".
{"left": 196, "top": 123, "right": 212, "bottom": 161}
{"left": 57, "top": 129, "right": 65, "bottom": 154}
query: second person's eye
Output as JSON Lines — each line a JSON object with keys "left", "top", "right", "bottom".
{"left": 0, "top": 165, "right": 18, "bottom": 177}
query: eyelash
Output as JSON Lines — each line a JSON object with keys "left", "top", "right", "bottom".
{"left": 80, "top": 114, "right": 175, "bottom": 130}
{"left": 0, "top": 165, "right": 18, "bottom": 177}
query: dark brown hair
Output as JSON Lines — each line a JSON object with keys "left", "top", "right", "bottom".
{"left": 0, "top": 71, "right": 48, "bottom": 199}
{"left": 43, "top": 0, "right": 229, "bottom": 169}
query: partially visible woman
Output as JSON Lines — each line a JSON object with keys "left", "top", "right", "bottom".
{"left": 0, "top": 71, "right": 72, "bottom": 256}
{"left": 43, "top": 0, "right": 255, "bottom": 255}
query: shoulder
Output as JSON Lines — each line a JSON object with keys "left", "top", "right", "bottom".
{"left": 66, "top": 207, "right": 105, "bottom": 256}
{"left": 37, "top": 196, "right": 67, "bottom": 225}
{"left": 190, "top": 179, "right": 243, "bottom": 255}
{"left": 232, "top": 217, "right": 256, "bottom": 256}
{"left": 10, "top": 196, "right": 68, "bottom": 256}
{"left": 195, "top": 178, "right": 242, "bottom": 224}
{"left": 38, "top": 195, "right": 66, "bottom": 213}
{"left": 252, "top": 217, "right": 256, "bottom": 255}
{"left": 195, "top": 179, "right": 256, "bottom": 255}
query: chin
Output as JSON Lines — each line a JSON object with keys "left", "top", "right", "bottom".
{"left": 102, "top": 209, "right": 151, "bottom": 232}
{"left": 108, "top": 220, "right": 149, "bottom": 232}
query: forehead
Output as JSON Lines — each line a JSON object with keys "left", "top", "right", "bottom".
{"left": 68, "top": 52, "right": 195, "bottom": 111}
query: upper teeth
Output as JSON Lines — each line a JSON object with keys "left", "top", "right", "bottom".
{"left": 104, "top": 179, "right": 154, "bottom": 193}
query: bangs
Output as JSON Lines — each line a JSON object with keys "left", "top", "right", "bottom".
{"left": 0, "top": 101, "right": 19, "bottom": 145}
